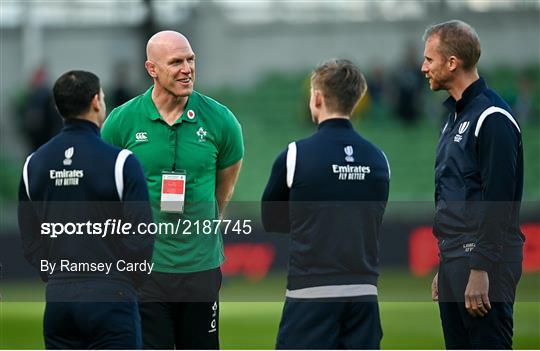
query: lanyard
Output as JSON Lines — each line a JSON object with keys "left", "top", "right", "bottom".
{"left": 172, "top": 125, "right": 178, "bottom": 172}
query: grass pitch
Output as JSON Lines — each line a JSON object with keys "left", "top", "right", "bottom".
{"left": 1, "top": 301, "right": 538, "bottom": 349}
{"left": 1, "top": 271, "right": 538, "bottom": 349}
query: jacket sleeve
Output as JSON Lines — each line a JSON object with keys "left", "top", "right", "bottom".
{"left": 470, "top": 113, "right": 521, "bottom": 271}
{"left": 119, "top": 154, "right": 154, "bottom": 285}
{"left": 261, "top": 149, "right": 291, "bottom": 233}
{"left": 17, "top": 175, "right": 49, "bottom": 282}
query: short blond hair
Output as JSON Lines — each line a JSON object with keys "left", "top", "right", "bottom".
{"left": 311, "top": 59, "right": 367, "bottom": 115}
{"left": 423, "top": 20, "right": 481, "bottom": 71}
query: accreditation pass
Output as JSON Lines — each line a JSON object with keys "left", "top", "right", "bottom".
{"left": 160, "top": 171, "right": 186, "bottom": 213}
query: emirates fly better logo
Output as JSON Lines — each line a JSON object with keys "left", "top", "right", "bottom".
{"left": 332, "top": 145, "right": 371, "bottom": 180}
{"left": 52, "top": 146, "right": 84, "bottom": 186}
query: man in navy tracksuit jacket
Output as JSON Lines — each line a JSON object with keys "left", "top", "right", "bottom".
{"left": 18, "top": 70, "right": 154, "bottom": 349}
{"left": 422, "top": 21, "right": 524, "bottom": 349}
{"left": 262, "top": 59, "right": 390, "bottom": 349}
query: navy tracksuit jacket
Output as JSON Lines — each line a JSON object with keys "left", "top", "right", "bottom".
{"left": 434, "top": 77, "right": 524, "bottom": 271}
{"left": 18, "top": 118, "right": 153, "bottom": 349}
{"left": 18, "top": 119, "right": 153, "bottom": 286}
{"left": 262, "top": 118, "right": 390, "bottom": 297}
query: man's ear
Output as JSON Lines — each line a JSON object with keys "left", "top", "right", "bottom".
{"left": 447, "top": 55, "right": 459, "bottom": 72}
{"left": 91, "top": 93, "right": 100, "bottom": 112}
{"left": 145, "top": 60, "right": 157, "bottom": 78}
{"left": 313, "top": 89, "right": 323, "bottom": 108}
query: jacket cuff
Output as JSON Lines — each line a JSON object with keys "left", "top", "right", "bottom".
{"left": 469, "top": 253, "right": 493, "bottom": 272}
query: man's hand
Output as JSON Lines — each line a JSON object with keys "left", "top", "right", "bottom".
{"left": 464, "top": 269, "right": 491, "bottom": 317}
{"left": 431, "top": 273, "right": 439, "bottom": 301}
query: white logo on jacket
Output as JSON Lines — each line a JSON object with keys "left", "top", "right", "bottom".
{"left": 463, "top": 242, "right": 476, "bottom": 253}
{"left": 344, "top": 145, "right": 354, "bottom": 162}
{"left": 50, "top": 168, "right": 84, "bottom": 186}
{"left": 63, "top": 147, "right": 74, "bottom": 166}
{"left": 454, "top": 121, "right": 470, "bottom": 143}
{"left": 458, "top": 121, "right": 470, "bottom": 134}
{"left": 332, "top": 164, "right": 371, "bottom": 181}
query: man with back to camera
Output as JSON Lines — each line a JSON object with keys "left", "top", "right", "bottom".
{"left": 421, "top": 20, "right": 524, "bottom": 349}
{"left": 101, "top": 31, "right": 244, "bottom": 349}
{"left": 261, "top": 59, "right": 390, "bottom": 349}
{"left": 18, "top": 70, "right": 154, "bottom": 349}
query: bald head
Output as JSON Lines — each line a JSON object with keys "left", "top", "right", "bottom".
{"left": 144, "top": 30, "right": 196, "bottom": 98}
{"left": 146, "top": 31, "right": 192, "bottom": 62}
